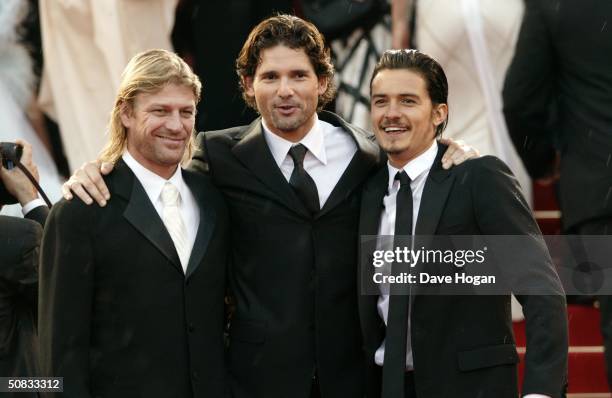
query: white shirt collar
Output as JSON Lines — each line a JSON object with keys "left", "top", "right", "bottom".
{"left": 122, "top": 150, "right": 187, "bottom": 205}
{"left": 386, "top": 140, "right": 438, "bottom": 190}
{"left": 262, "top": 114, "right": 328, "bottom": 167}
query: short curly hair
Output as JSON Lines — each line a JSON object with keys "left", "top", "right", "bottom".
{"left": 236, "top": 14, "right": 336, "bottom": 112}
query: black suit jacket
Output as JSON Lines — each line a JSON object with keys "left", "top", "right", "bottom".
{"left": 359, "top": 143, "right": 568, "bottom": 398}
{"left": 0, "top": 207, "right": 48, "bottom": 397}
{"left": 503, "top": 0, "right": 612, "bottom": 230}
{"left": 39, "top": 160, "right": 230, "bottom": 398}
{"left": 191, "top": 111, "right": 381, "bottom": 398}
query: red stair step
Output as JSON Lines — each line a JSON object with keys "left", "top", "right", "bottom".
{"left": 514, "top": 305, "right": 603, "bottom": 347}
{"left": 517, "top": 349, "right": 609, "bottom": 394}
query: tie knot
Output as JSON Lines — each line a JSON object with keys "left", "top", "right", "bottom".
{"left": 161, "top": 182, "right": 180, "bottom": 207}
{"left": 394, "top": 171, "right": 411, "bottom": 187}
{"left": 288, "top": 144, "right": 308, "bottom": 166}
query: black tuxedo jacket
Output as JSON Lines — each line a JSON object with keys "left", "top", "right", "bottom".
{"left": 191, "top": 111, "right": 380, "bottom": 398}
{"left": 39, "top": 160, "right": 230, "bottom": 398}
{"left": 0, "top": 207, "right": 48, "bottom": 398}
{"left": 359, "top": 143, "right": 568, "bottom": 398}
{"left": 503, "top": 0, "right": 612, "bottom": 230}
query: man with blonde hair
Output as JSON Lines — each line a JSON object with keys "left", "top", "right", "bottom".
{"left": 39, "top": 49, "right": 230, "bottom": 398}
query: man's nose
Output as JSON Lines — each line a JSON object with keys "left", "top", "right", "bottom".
{"left": 277, "top": 77, "right": 294, "bottom": 97}
{"left": 384, "top": 102, "right": 402, "bottom": 119}
{"left": 165, "top": 111, "right": 182, "bottom": 131}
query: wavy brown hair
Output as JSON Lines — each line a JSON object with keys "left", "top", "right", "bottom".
{"left": 99, "top": 49, "right": 202, "bottom": 165}
{"left": 236, "top": 14, "right": 336, "bottom": 112}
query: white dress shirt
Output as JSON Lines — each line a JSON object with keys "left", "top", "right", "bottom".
{"left": 262, "top": 114, "right": 357, "bottom": 208}
{"left": 374, "top": 140, "right": 438, "bottom": 369}
{"left": 122, "top": 151, "right": 199, "bottom": 273}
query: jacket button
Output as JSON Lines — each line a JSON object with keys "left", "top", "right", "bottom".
{"left": 192, "top": 371, "right": 199, "bottom": 381}
{"left": 188, "top": 322, "right": 195, "bottom": 332}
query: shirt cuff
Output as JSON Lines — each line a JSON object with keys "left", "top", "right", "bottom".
{"left": 524, "top": 394, "right": 552, "bottom": 398}
{"left": 22, "top": 198, "right": 46, "bottom": 216}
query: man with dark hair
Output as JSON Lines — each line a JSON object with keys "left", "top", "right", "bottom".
{"left": 61, "top": 15, "right": 475, "bottom": 398}
{"left": 360, "top": 49, "right": 568, "bottom": 398}
{"left": 0, "top": 139, "right": 48, "bottom": 397}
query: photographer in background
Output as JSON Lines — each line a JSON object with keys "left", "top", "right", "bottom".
{"left": 0, "top": 139, "right": 48, "bottom": 395}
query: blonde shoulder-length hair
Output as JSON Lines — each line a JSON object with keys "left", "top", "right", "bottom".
{"left": 99, "top": 49, "right": 202, "bottom": 165}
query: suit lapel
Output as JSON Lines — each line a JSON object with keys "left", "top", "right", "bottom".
{"left": 231, "top": 118, "right": 310, "bottom": 218}
{"left": 318, "top": 111, "right": 381, "bottom": 218}
{"left": 359, "top": 165, "right": 388, "bottom": 237}
{"left": 113, "top": 160, "right": 183, "bottom": 274}
{"left": 183, "top": 170, "right": 217, "bottom": 279}
{"left": 415, "top": 142, "right": 455, "bottom": 236}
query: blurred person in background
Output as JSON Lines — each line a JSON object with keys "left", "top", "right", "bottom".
{"left": 0, "top": 0, "right": 62, "bottom": 216}
{"left": 325, "top": 0, "right": 392, "bottom": 130}
{"left": 0, "top": 139, "right": 48, "bottom": 396}
{"left": 503, "top": 0, "right": 612, "bottom": 388}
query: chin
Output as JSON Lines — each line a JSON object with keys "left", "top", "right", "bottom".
{"left": 381, "top": 142, "right": 405, "bottom": 154}
{"left": 157, "top": 151, "right": 184, "bottom": 166}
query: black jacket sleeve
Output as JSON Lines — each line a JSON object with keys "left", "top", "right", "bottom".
{"left": 472, "top": 157, "right": 568, "bottom": 397}
{"left": 0, "top": 215, "right": 41, "bottom": 281}
{"left": 25, "top": 205, "right": 50, "bottom": 227}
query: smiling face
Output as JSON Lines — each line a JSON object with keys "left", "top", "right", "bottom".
{"left": 121, "top": 83, "right": 196, "bottom": 178}
{"left": 370, "top": 68, "right": 447, "bottom": 168}
{"left": 244, "top": 45, "right": 328, "bottom": 142}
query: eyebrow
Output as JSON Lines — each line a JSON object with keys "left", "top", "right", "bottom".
{"left": 147, "top": 103, "right": 194, "bottom": 108}
{"left": 371, "top": 93, "right": 419, "bottom": 99}
{"left": 258, "top": 69, "right": 312, "bottom": 76}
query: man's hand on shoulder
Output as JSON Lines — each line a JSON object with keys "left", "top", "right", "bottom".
{"left": 439, "top": 137, "right": 480, "bottom": 169}
{"left": 62, "top": 160, "right": 114, "bottom": 206}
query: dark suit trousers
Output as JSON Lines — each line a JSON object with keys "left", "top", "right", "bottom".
{"left": 573, "top": 217, "right": 612, "bottom": 388}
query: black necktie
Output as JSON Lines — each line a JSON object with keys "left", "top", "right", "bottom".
{"left": 382, "top": 171, "right": 413, "bottom": 398}
{"left": 288, "top": 144, "right": 320, "bottom": 215}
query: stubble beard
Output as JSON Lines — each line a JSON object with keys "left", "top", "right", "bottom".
{"left": 270, "top": 104, "right": 310, "bottom": 133}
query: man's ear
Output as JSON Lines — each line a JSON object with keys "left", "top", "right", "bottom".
{"left": 119, "top": 101, "right": 133, "bottom": 129}
{"left": 432, "top": 103, "right": 448, "bottom": 129}
{"left": 317, "top": 75, "right": 329, "bottom": 96}
{"left": 244, "top": 76, "right": 255, "bottom": 97}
